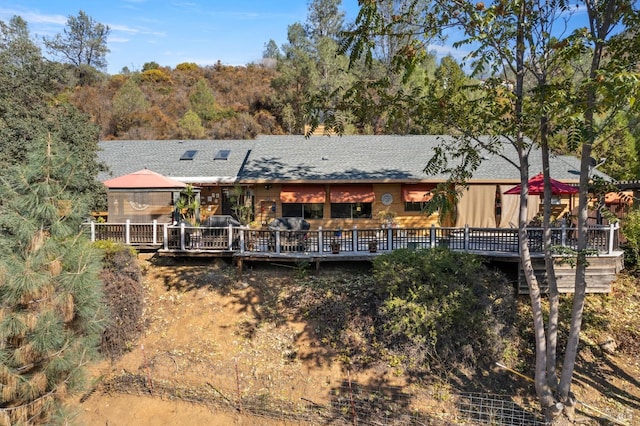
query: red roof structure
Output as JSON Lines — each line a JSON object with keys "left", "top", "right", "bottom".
{"left": 103, "top": 169, "right": 188, "bottom": 189}
{"left": 504, "top": 173, "right": 578, "bottom": 195}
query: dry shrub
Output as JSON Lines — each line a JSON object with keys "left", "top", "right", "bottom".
{"left": 582, "top": 273, "right": 640, "bottom": 357}
{"left": 95, "top": 241, "right": 144, "bottom": 359}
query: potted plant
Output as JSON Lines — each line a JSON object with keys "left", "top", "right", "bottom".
{"left": 368, "top": 240, "right": 378, "bottom": 253}
{"left": 376, "top": 209, "right": 397, "bottom": 227}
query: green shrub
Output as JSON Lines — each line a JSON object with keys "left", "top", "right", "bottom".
{"left": 372, "top": 248, "right": 516, "bottom": 370}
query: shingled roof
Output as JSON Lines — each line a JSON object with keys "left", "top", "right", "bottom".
{"left": 97, "top": 139, "right": 254, "bottom": 184}
{"left": 97, "top": 135, "right": 607, "bottom": 185}
{"left": 243, "top": 135, "right": 602, "bottom": 183}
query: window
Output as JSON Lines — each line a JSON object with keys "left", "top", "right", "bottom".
{"left": 404, "top": 201, "right": 427, "bottom": 212}
{"left": 330, "top": 202, "right": 372, "bottom": 219}
{"left": 282, "top": 203, "right": 324, "bottom": 219}
{"left": 214, "top": 149, "right": 231, "bottom": 160}
{"left": 180, "top": 150, "right": 198, "bottom": 160}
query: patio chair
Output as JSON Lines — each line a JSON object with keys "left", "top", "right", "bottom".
{"left": 201, "top": 215, "right": 242, "bottom": 249}
{"left": 267, "top": 217, "right": 310, "bottom": 252}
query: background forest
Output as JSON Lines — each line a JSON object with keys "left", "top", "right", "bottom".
{"left": 8, "top": 0, "right": 638, "bottom": 181}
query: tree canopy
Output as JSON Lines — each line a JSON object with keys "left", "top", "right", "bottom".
{"left": 43, "top": 10, "right": 110, "bottom": 70}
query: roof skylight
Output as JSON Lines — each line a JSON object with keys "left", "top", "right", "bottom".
{"left": 214, "top": 149, "right": 231, "bottom": 160}
{"left": 180, "top": 150, "right": 198, "bottom": 160}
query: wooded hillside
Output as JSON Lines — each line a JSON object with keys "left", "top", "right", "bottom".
{"left": 68, "top": 63, "right": 279, "bottom": 140}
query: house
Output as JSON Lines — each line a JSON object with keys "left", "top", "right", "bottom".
{"left": 97, "top": 135, "right": 607, "bottom": 228}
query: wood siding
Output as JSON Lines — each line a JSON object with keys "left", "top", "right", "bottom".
{"left": 251, "top": 183, "right": 439, "bottom": 229}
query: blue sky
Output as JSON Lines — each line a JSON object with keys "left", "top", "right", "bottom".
{"left": 0, "top": 0, "right": 361, "bottom": 74}
{"left": 0, "top": 1, "right": 595, "bottom": 76}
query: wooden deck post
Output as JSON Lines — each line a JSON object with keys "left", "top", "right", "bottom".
{"left": 318, "top": 227, "right": 323, "bottom": 253}
{"left": 237, "top": 257, "right": 243, "bottom": 277}
{"left": 239, "top": 227, "right": 245, "bottom": 253}
{"left": 163, "top": 224, "right": 168, "bottom": 250}
{"left": 152, "top": 220, "right": 158, "bottom": 245}
{"left": 125, "top": 220, "right": 131, "bottom": 245}
{"left": 608, "top": 223, "right": 615, "bottom": 254}
{"left": 180, "top": 222, "right": 186, "bottom": 251}
{"left": 90, "top": 221, "right": 96, "bottom": 242}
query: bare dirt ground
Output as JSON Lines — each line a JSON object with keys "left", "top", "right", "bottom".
{"left": 66, "top": 255, "right": 640, "bottom": 425}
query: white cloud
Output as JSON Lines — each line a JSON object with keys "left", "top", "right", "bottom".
{"left": 0, "top": 8, "right": 66, "bottom": 25}
{"left": 109, "top": 36, "right": 130, "bottom": 43}
{"left": 108, "top": 23, "right": 140, "bottom": 34}
{"left": 171, "top": 2, "right": 197, "bottom": 7}
{"left": 427, "top": 44, "right": 469, "bottom": 59}
{"left": 108, "top": 22, "right": 165, "bottom": 37}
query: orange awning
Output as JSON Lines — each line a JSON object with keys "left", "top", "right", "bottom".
{"left": 280, "top": 185, "right": 326, "bottom": 203}
{"left": 330, "top": 185, "right": 375, "bottom": 203}
{"left": 605, "top": 190, "right": 634, "bottom": 205}
{"left": 402, "top": 184, "right": 435, "bottom": 202}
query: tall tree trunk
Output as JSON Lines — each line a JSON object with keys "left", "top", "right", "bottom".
{"left": 558, "top": 0, "right": 615, "bottom": 415}
{"left": 513, "top": 1, "right": 556, "bottom": 412}
{"left": 541, "top": 115, "right": 560, "bottom": 391}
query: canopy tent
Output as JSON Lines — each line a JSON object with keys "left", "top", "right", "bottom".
{"left": 103, "top": 169, "right": 188, "bottom": 189}
{"left": 503, "top": 173, "right": 578, "bottom": 195}
{"left": 103, "top": 169, "right": 189, "bottom": 223}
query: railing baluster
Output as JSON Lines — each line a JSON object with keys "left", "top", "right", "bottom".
{"left": 353, "top": 227, "right": 358, "bottom": 252}
{"left": 464, "top": 225, "right": 469, "bottom": 251}
{"left": 430, "top": 225, "right": 435, "bottom": 249}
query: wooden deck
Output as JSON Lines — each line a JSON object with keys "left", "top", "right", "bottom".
{"left": 81, "top": 221, "right": 624, "bottom": 293}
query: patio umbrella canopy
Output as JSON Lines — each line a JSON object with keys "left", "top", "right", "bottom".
{"left": 504, "top": 173, "right": 578, "bottom": 195}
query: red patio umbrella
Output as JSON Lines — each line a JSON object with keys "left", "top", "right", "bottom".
{"left": 503, "top": 173, "right": 578, "bottom": 195}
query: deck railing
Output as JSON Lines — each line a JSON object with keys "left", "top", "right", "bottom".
{"left": 81, "top": 220, "right": 621, "bottom": 256}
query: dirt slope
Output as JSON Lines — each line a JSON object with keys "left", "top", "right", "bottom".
{"left": 67, "top": 256, "right": 640, "bottom": 425}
